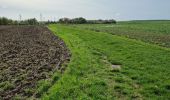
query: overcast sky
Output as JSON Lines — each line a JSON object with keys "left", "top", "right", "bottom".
{"left": 0, "top": 0, "right": 170, "bottom": 21}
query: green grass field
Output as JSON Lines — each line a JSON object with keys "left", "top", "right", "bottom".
{"left": 71, "top": 20, "right": 170, "bottom": 48}
{"left": 42, "top": 23, "right": 170, "bottom": 100}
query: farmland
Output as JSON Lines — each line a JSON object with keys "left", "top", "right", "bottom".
{"left": 71, "top": 20, "right": 170, "bottom": 48}
{"left": 0, "top": 26, "right": 70, "bottom": 99}
{"left": 0, "top": 21, "right": 170, "bottom": 100}
{"left": 42, "top": 23, "right": 170, "bottom": 99}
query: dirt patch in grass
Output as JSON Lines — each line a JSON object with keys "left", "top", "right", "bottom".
{"left": 101, "top": 55, "right": 121, "bottom": 72}
{"left": 0, "top": 26, "right": 70, "bottom": 99}
{"left": 112, "top": 65, "right": 121, "bottom": 69}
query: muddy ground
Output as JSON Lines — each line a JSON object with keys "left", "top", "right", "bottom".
{"left": 0, "top": 26, "right": 70, "bottom": 99}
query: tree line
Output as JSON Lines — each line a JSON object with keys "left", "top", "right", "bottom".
{"left": 0, "top": 17, "right": 116, "bottom": 25}
{"left": 59, "top": 17, "right": 87, "bottom": 24}
{"left": 58, "top": 17, "right": 116, "bottom": 24}
{"left": 0, "top": 17, "right": 39, "bottom": 25}
{"left": 0, "top": 17, "right": 17, "bottom": 25}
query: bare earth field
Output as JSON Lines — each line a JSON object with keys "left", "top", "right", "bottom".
{"left": 0, "top": 26, "right": 70, "bottom": 99}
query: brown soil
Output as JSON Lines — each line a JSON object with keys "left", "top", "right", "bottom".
{"left": 0, "top": 26, "right": 70, "bottom": 99}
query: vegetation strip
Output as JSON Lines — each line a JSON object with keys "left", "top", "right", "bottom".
{"left": 43, "top": 24, "right": 170, "bottom": 99}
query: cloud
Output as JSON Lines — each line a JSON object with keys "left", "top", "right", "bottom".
{"left": 114, "top": 13, "right": 121, "bottom": 19}
{"left": 0, "top": 0, "right": 93, "bottom": 11}
{"left": 0, "top": 0, "right": 52, "bottom": 10}
{"left": 0, "top": 5, "right": 8, "bottom": 9}
{"left": 1, "top": 0, "right": 170, "bottom": 20}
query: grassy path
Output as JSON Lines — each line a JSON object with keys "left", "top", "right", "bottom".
{"left": 43, "top": 24, "right": 170, "bottom": 100}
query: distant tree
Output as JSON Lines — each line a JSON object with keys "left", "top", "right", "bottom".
{"left": 0, "top": 17, "right": 19, "bottom": 25}
{"left": 87, "top": 19, "right": 116, "bottom": 24}
{"left": 18, "top": 18, "right": 38, "bottom": 25}
{"left": 13, "top": 20, "right": 18, "bottom": 25}
{"left": 0, "top": 18, "right": 2, "bottom": 25}
{"left": 27, "top": 18, "right": 38, "bottom": 25}
{"left": 0, "top": 17, "right": 8, "bottom": 25}
{"left": 58, "top": 17, "right": 117, "bottom": 24}
{"left": 72, "top": 17, "right": 87, "bottom": 24}
{"left": 104, "top": 19, "right": 117, "bottom": 24}
{"left": 0, "top": 17, "right": 41, "bottom": 25}
{"left": 59, "top": 18, "right": 71, "bottom": 24}
{"left": 58, "top": 17, "right": 87, "bottom": 24}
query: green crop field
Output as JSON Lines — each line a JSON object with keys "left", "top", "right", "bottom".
{"left": 71, "top": 20, "right": 170, "bottom": 48}
{"left": 41, "top": 22, "right": 170, "bottom": 100}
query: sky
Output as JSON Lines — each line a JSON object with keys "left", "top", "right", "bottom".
{"left": 0, "top": 0, "right": 170, "bottom": 21}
